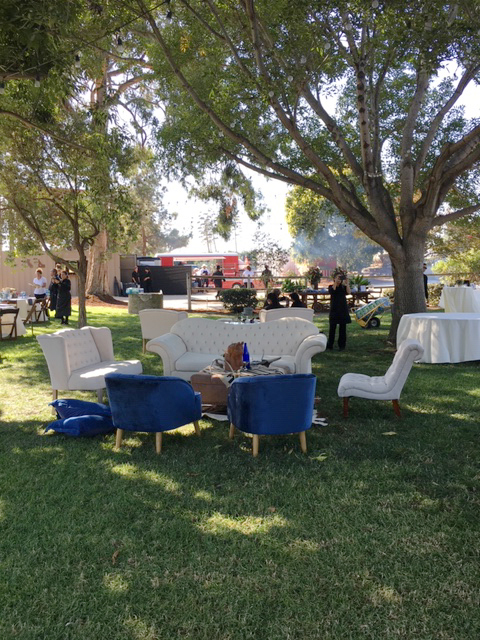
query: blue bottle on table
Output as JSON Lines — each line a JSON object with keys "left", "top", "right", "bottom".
{"left": 243, "top": 343, "right": 251, "bottom": 369}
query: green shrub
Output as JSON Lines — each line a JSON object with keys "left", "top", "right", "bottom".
{"left": 282, "top": 277, "right": 303, "bottom": 293}
{"left": 427, "top": 283, "right": 443, "bottom": 306}
{"left": 349, "top": 274, "right": 370, "bottom": 287}
{"left": 218, "top": 288, "right": 258, "bottom": 313}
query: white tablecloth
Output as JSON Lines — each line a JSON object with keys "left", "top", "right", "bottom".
{"left": 0, "top": 305, "right": 26, "bottom": 337}
{"left": 397, "top": 313, "right": 480, "bottom": 363}
{"left": 438, "top": 287, "right": 480, "bottom": 313}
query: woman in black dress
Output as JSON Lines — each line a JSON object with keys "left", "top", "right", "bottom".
{"left": 48, "top": 268, "right": 60, "bottom": 313}
{"left": 327, "top": 273, "right": 351, "bottom": 350}
{"left": 55, "top": 270, "right": 72, "bottom": 325}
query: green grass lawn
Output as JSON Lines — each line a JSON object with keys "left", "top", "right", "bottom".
{"left": 1, "top": 307, "right": 479, "bottom": 639}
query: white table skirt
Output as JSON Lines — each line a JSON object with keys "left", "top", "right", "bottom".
{"left": 0, "top": 306, "right": 26, "bottom": 337}
{"left": 438, "top": 287, "right": 480, "bottom": 313}
{"left": 397, "top": 313, "right": 480, "bottom": 363}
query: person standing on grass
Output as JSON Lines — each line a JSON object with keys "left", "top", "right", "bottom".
{"left": 327, "top": 272, "right": 351, "bottom": 351}
{"left": 132, "top": 266, "right": 141, "bottom": 287}
{"left": 32, "top": 268, "right": 48, "bottom": 300}
{"left": 212, "top": 265, "right": 225, "bottom": 298}
{"left": 242, "top": 265, "right": 255, "bottom": 288}
{"left": 55, "top": 270, "right": 71, "bottom": 325}
{"left": 48, "top": 268, "right": 61, "bottom": 313}
{"left": 142, "top": 268, "right": 153, "bottom": 292}
{"left": 423, "top": 263, "right": 429, "bottom": 304}
{"left": 261, "top": 264, "right": 273, "bottom": 289}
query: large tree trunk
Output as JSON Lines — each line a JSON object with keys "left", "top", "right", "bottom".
{"left": 76, "top": 251, "right": 88, "bottom": 328}
{"left": 86, "top": 229, "right": 110, "bottom": 296}
{"left": 388, "top": 237, "right": 427, "bottom": 341}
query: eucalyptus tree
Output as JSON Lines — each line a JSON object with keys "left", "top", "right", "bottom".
{"left": 0, "top": 117, "right": 137, "bottom": 327}
{"left": 120, "top": 0, "right": 480, "bottom": 337}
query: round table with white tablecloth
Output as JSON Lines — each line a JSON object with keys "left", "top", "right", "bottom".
{"left": 438, "top": 287, "right": 480, "bottom": 313}
{"left": 397, "top": 312, "right": 480, "bottom": 363}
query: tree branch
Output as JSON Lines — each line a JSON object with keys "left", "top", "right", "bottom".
{"left": 431, "top": 204, "right": 480, "bottom": 227}
{"left": 415, "top": 64, "right": 480, "bottom": 175}
{"left": 0, "top": 109, "right": 92, "bottom": 152}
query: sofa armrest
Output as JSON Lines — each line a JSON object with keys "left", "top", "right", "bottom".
{"left": 294, "top": 334, "right": 327, "bottom": 373}
{"left": 88, "top": 327, "right": 115, "bottom": 361}
{"left": 258, "top": 309, "right": 267, "bottom": 322}
{"left": 36, "top": 334, "right": 71, "bottom": 390}
{"left": 146, "top": 333, "right": 187, "bottom": 375}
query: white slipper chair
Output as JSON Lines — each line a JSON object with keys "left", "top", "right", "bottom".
{"left": 337, "top": 339, "right": 424, "bottom": 417}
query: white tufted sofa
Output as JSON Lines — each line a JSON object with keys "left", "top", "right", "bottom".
{"left": 37, "top": 327, "right": 142, "bottom": 402}
{"left": 146, "top": 317, "right": 327, "bottom": 380}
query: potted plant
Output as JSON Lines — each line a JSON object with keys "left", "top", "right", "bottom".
{"left": 305, "top": 266, "right": 323, "bottom": 289}
{"left": 349, "top": 274, "right": 370, "bottom": 292}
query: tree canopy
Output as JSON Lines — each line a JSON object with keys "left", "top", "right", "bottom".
{"left": 2, "top": 1, "right": 480, "bottom": 334}
{"left": 117, "top": 0, "right": 480, "bottom": 335}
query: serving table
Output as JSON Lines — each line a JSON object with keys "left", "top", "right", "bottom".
{"left": 397, "top": 312, "right": 480, "bottom": 364}
{"left": 438, "top": 287, "right": 480, "bottom": 313}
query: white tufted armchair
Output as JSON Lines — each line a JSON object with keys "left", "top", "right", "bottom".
{"left": 37, "top": 327, "right": 143, "bottom": 402}
{"left": 337, "top": 339, "right": 424, "bottom": 417}
{"left": 146, "top": 317, "right": 327, "bottom": 380}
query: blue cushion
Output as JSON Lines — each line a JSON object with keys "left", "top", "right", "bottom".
{"left": 50, "top": 398, "right": 111, "bottom": 420}
{"left": 45, "top": 414, "right": 114, "bottom": 437}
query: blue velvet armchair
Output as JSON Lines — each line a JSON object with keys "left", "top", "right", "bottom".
{"left": 227, "top": 374, "right": 316, "bottom": 457}
{"left": 105, "top": 373, "right": 202, "bottom": 454}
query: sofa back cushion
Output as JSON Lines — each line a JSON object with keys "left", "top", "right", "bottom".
{"left": 171, "top": 318, "right": 319, "bottom": 356}
{"left": 61, "top": 329, "right": 102, "bottom": 371}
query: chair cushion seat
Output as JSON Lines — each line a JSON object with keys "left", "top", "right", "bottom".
{"left": 338, "top": 372, "right": 394, "bottom": 399}
{"left": 175, "top": 352, "right": 296, "bottom": 374}
{"left": 68, "top": 359, "right": 142, "bottom": 390}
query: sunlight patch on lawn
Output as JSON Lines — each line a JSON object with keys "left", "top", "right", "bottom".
{"left": 198, "top": 512, "right": 288, "bottom": 535}
{"left": 103, "top": 573, "right": 129, "bottom": 593}
{"left": 124, "top": 617, "right": 158, "bottom": 640}
{"left": 194, "top": 489, "right": 214, "bottom": 502}
{"left": 370, "top": 584, "right": 402, "bottom": 605}
{"left": 109, "top": 464, "right": 182, "bottom": 493}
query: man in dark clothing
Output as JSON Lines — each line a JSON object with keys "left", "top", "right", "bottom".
{"left": 327, "top": 273, "right": 351, "bottom": 351}
{"left": 142, "top": 268, "right": 153, "bottom": 292}
{"left": 423, "top": 263, "right": 428, "bottom": 303}
{"left": 132, "top": 266, "right": 141, "bottom": 286}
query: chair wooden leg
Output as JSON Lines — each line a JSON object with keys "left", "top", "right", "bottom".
{"left": 229, "top": 423, "right": 235, "bottom": 439}
{"left": 155, "top": 432, "right": 162, "bottom": 454}
{"left": 343, "top": 397, "right": 349, "bottom": 418}
{"left": 193, "top": 421, "right": 201, "bottom": 436}
{"left": 252, "top": 434, "right": 260, "bottom": 457}
{"left": 392, "top": 399, "right": 401, "bottom": 417}
{"left": 52, "top": 389, "right": 58, "bottom": 414}
{"left": 97, "top": 389, "right": 104, "bottom": 402}
{"left": 115, "top": 429, "right": 124, "bottom": 450}
{"left": 143, "top": 338, "right": 146, "bottom": 354}
{"left": 299, "top": 431, "right": 307, "bottom": 454}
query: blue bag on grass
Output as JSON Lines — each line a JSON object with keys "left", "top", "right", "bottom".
{"left": 50, "top": 398, "right": 111, "bottom": 419}
{"left": 46, "top": 398, "right": 114, "bottom": 437}
{"left": 46, "top": 415, "right": 114, "bottom": 437}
